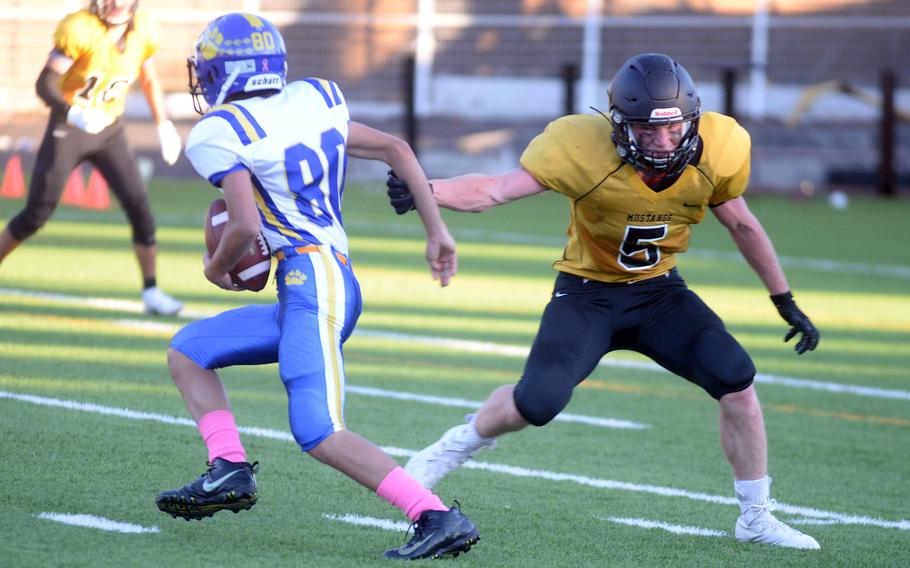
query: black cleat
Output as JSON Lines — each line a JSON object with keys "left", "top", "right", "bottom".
{"left": 155, "top": 458, "right": 258, "bottom": 521}
{"left": 384, "top": 502, "right": 480, "bottom": 560}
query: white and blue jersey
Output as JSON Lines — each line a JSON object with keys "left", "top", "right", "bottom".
{"left": 185, "top": 78, "right": 351, "bottom": 256}
{"left": 175, "top": 79, "right": 363, "bottom": 452}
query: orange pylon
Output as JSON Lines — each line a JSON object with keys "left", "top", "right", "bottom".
{"left": 1, "top": 154, "right": 25, "bottom": 199}
{"left": 83, "top": 167, "right": 110, "bottom": 209}
{"left": 61, "top": 166, "right": 87, "bottom": 206}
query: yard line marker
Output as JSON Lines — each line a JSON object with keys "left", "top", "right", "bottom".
{"left": 4, "top": 286, "right": 910, "bottom": 403}
{"left": 4, "top": 390, "right": 907, "bottom": 533}
{"left": 597, "top": 516, "right": 726, "bottom": 537}
{"left": 786, "top": 519, "right": 846, "bottom": 526}
{"left": 323, "top": 513, "right": 409, "bottom": 532}
{"left": 344, "top": 384, "right": 648, "bottom": 429}
{"left": 37, "top": 512, "right": 159, "bottom": 534}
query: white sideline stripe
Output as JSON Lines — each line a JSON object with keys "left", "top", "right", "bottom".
{"left": 786, "top": 519, "right": 846, "bottom": 526}
{"left": 597, "top": 516, "right": 726, "bottom": 537}
{"left": 5, "top": 286, "right": 910, "bottom": 403}
{"left": 345, "top": 385, "right": 649, "bottom": 429}
{"left": 3, "top": 391, "right": 908, "bottom": 533}
{"left": 37, "top": 512, "right": 159, "bottom": 534}
{"left": 323, "top": 513, "right": 409, "bottom": 532}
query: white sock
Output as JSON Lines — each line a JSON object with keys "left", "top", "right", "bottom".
{"left": 734, "top": 476, "right": 771, "bottom": 515}
{"left": 462, "top": 414, "right": 496, "bottom": 446}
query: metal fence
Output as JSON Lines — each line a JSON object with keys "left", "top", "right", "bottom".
{"left": 1, "top": 0, "right": 908, "bottom": 122}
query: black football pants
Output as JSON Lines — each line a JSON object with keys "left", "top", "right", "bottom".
{"left": 513, "top": 269, "right": 756, "bottom": 426}
{"left": 7, "top": 115, "right": 156, "bottom": 245}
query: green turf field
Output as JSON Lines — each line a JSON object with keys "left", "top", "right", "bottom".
{"left": 1, "top": 177, "right": 908, "bottom": 567}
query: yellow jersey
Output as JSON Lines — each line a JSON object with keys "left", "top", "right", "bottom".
{"left": 54, "top": 9, "right": 159, "bottom": 119}
{"left": 519, "top": 112, "right": 750, "bottom": 283}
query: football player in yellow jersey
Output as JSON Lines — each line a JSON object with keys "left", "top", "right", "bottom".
{"left": 0, "top": 0, "right": 183, "bottom": 315}
{"left": 387, "top": 53, "right": 821, "bottom": 550}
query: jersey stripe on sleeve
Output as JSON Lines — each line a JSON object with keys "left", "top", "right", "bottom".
{"left": 303, "top": 78, "right": 339, "bottom": 108}
{"left": 204, "top": 104, "right": 267, "bottom": 145}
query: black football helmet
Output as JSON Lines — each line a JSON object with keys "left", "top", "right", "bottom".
{"left": 608, "top": 53, "right": 701, "bottom": 178}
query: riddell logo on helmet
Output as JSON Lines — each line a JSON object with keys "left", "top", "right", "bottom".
{"left": 650, "top": 108, "right": 682, "bottom": 119}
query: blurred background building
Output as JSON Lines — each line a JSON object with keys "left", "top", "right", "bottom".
{"left": 1, "top": 0, "right": 907, "bottom": 193}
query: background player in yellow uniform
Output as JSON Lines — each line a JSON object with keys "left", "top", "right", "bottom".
{"left": 386, "top": 53, "right": 821, "bottom": 550}
{"left": 0, "top": 0, "right": 183, "bottom": 315}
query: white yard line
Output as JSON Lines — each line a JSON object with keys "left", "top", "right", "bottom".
{"left": 3, "top": 287, "right": 907, "bottom": 403}
{"left": 596, "top": 516, "right": 727, "bottom": 537}
{"left": 36, "top": 512, "right": 159, "bottom": 534}
{"left": 323, "top": 513, "right": 409, "bottom": 532}
{"left": 3, "top": 390, "right": 907, "bottom": 533}
{"left": 344, "top": 384, "right": 648, "bottom": 429}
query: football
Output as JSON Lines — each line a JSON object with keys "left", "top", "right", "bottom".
{"left": 204, "top": 198, "right": 272, "bottom": 291}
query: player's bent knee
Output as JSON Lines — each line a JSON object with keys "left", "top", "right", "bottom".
{"left": 8, "top": 210, "right": 50, "bottom": 240}
{"left": 693, "top": 328, "right": 756, "bottom": 399}
{"left": 169, "top": 322, "right": 218, "bottom": 369}
{"left": 294, "top": 422, "right": 337, "bottom": 454}
{"left": 514, "top": 374, "right": 573, "bottom": 427}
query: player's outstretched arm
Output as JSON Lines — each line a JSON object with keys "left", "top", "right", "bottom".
{"left": 386, "top": 168, "right": 546, "bottom": 214}
{"left": 712, "top": 196, "right": 819, "bottom": 354}
{"left": 346, "top": 121, "right": 456, "bottom": 286}
{"left": 204, "top": 170, "right": 261, "bottom": 290}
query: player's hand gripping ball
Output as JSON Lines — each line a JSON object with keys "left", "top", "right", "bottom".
{"left": 204, "top": 198, "right": 272, "bottom": 291}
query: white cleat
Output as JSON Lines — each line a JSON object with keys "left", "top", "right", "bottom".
{"left": 735, "top": 501, "right": 820, "bottom": 549}
{"left": 405, "top": 416, "right": 496, "bottom": 489}
{"left": 142, "top": 286, "right": 184, "bottom": 316}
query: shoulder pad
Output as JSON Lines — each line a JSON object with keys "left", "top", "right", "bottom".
{"left": 700, "top": 112, "right": 750, "bottom": 177}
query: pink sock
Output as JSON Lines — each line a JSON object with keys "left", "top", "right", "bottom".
{"left": 198, "top": 409, "right": 246, "bottom": 463}
{"left": 376, "top": 466, "right": 448, "bottom": 521}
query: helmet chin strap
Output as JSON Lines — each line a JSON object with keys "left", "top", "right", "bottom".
{"left": 214, "top": 67, "right": 242, "bottom": 106}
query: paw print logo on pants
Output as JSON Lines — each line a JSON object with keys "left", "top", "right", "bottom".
{"left": 285, "top": 269, "right": 307, "bottom": 286}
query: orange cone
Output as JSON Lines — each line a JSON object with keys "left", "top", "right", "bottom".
{"left": 83, "top": 168, "right": 110, "bottom": 209}
{"left": 61, "top": 166, "right": 87, "bottom": 206}
{"left": 1, "top": 155, "right": 25, "bottom": 199}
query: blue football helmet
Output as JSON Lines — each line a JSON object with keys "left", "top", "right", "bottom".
{"left": 187, "top": 13, "right": 287, "bottom": 114}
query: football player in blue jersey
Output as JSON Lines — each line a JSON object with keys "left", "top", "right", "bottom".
{"left": 154, "top": 13, "right": 478, "bottom": 560}
{"left": 386, "top": 53, "right": 820, "bottom": 550}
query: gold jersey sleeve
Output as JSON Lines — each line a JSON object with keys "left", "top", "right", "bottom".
{"left": 54, "top": 9, "right": 160, "bottom": 119}
{"left": 520, "top": 114, "right": 622, "bottom": 199}
{"left": 519, "top": 112, "right": 751, "bottom": 283}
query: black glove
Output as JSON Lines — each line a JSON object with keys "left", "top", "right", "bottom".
{"left": 386, "top": 170, "right": 416, "bottom": 215}
{"left": 770, "top": 291, "right": 819, "bottom": 354}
